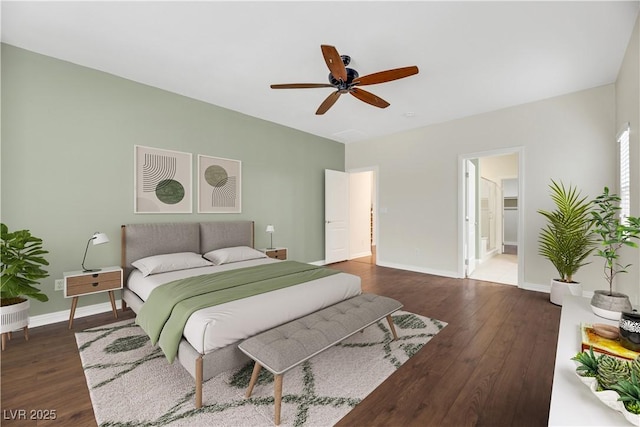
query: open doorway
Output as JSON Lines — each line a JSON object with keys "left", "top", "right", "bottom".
{"left": 349, "top": 167, "right": 377, "bottom": 265}
{"left": 460, "top": 148, "right": 523, "bottom": 286}
{"left": 324, "top": 168, "right": 377, "bottom": 265}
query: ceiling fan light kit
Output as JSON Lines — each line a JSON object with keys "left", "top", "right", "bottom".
{"left": 270, "top": 45, "right": 419, "bottom": 115}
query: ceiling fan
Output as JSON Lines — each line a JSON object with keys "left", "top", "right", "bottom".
{"left": 270, "top": 45, "right": 419, "bottom": 115}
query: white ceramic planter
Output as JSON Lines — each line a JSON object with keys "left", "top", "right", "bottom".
{"left": 590, "top": 305, "right": 623, "bottom": 321}
{"left": 590, "top": 290, "right": 632, "bottom": 321}
{"left": 549, "top": 279, "right": 582, "bottom": 306}
{"left": 0, "top": 299, "right": 29, "bottom": 333}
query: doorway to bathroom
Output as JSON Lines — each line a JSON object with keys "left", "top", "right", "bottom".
{"left": 460, "top": 148, "right": 522, "bottom": 286}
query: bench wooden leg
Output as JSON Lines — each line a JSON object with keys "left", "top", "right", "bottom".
{"left": 245, "top": 362, "right": 283, "bottom": 424}
{"left": 386, "top": 314, "right": 398, "bottom": 341}
{"left": 195, "top": 356, "right": 203, "bottom": 408}
{"left": 274, "top": 373, "right": 283, "bottom": 425}
{"left": 245, "top": 362, "right": 262, "bottom": 398}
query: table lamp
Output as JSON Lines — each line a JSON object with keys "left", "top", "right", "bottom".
{"left": 82, "top": 232, "right": 109, "bottom": 272}
{"left": 266, "top": 225, "right": 275, "bottom": 249}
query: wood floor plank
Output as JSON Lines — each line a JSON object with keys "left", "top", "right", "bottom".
{"left": 1, "top": 258, "right": 560, "bottom": 427}
{"left": 332, "top": 259, "right": 560, "bottom": 427}
{"left": 508, "top": 296, "right": 561, "bottom": 427}
{"left": 440, "top": 291, "right": 535, "bottom": 426}
{"left": 387, "top": 291, "right": 518, "bottom": 426}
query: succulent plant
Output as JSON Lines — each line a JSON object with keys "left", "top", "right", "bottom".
{"left": 631, "top": 356, "right": 640, "bottom": 380}
{"left": 597, "top": 354, "right": 631, "bottom": 390}
{"left": 572, "top": 347, "right": 600, "bottom": 377}
{"left": 610, "top": 370, "right": 640, "bottom": 415}
{"left": 573, "top": 349, "right": 640, "bottom": 414}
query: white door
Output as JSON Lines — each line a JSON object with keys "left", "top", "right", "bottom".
{"left": 325, "top": 169, "right": 349, "bottom": 264}
{"left": 466, "top": 160, "right": 477, "bottom": 276}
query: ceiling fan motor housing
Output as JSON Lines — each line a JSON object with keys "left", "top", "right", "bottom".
{"left": 329, "top": 67, "right": 359, "bottom": 89}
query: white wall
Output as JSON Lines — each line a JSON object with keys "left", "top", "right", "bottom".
{"left": 479, "top": 154, "right": 518, "bottom": 183}
{"left": 349, "top": 171, "right": 373, "bottom": 258}
{"left": 615, "top": 14, "right": 640, "bottom": 303}
{"left": 346, "top": 84, "right": 620, "bottom": 298}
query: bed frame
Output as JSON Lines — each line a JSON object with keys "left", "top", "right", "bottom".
{"left": 120, "top": 221, "right": 256, "bottom": 408}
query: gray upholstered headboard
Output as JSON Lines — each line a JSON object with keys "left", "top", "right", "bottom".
{"left": 121, "top": 221, "right": 255, "bottom": 281}
{"left": 199, "top": 221, "right": 254, "bottom": 254}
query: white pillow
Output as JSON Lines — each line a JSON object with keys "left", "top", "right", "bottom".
{"left": 203, "top": 246, "right": 268, "bottom": 266}
{"left": 132, "top": 252, "right": 213, "bottom": 277}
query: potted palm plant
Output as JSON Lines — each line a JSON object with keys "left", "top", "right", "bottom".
{"left": 589, "top": 187, "right": 640, "bottom": 320}
{"left": 0, "top": 223, "right": 49, "bottom": 350}
{"left": 538, "top": 180, "right": 595, "bottom": 306}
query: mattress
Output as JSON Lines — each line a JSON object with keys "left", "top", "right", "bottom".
{"left": 127, "top": 258, "right": 362, "bottom": 354}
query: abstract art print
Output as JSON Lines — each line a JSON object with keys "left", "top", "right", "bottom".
{"left": 134, "top": 145, "right": 192, "bottom": 213}
{"left": 198, "top": 155, "right": 241, "bottom": 213}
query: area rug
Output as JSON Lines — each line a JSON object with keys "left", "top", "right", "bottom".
{"left": 76, "top": 311, "right": 446, "bottom": 427}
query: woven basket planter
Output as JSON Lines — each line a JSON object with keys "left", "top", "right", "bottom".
{"left": 0, "top": 299, "right": 30, "bottom": 334}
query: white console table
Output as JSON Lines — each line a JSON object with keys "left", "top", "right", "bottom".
{"left": 548, "top": 295, "right": 632, "bottom": 426}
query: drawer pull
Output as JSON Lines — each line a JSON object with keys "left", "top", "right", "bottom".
{"left": 92, "top": 274, "right": 99, "bottom": 278}
{"left": 92, "top": 282, "right": 99, "bottom": 287}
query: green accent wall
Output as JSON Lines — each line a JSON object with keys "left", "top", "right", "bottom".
{"left": 1, "top": 44, "right": 344, "bottom": 316}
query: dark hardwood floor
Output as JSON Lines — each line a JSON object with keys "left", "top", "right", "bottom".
{"left": 1, "top": 258, "right": 560, "bottom": 427}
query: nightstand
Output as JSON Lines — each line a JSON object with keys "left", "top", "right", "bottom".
{"left": 260, "top": 247, "right": 287, "bottom": 260}
{"left": 64, "top": 266, "right": 122, "bottom": 329}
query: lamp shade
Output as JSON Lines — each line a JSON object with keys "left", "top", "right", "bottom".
{"left": 266, "top": 225, "right": 275, "bottom": 233}
{"left": 92, "top": 232, "right": 109, "bottom": 245}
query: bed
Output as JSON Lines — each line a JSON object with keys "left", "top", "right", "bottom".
{"left": 120, "top": 221, "right": 361, "bottom": 407}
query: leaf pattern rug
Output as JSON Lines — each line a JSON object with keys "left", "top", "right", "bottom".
{"left": 75, "top": 310, "right": 446, "bottom": 427}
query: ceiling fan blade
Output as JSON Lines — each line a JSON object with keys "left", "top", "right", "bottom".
{"left": 321, "top": 45, "right": 347, "bottom": 82}
{"left": 350, "top": 88, "right": 390, "bottom": 109}
{"left": 270, "top": 83, "right": 335, "bottom": 89}
{"left": 316, "top": 91, "right": 342, "bottom": 115}
{"left": 355, "top": 66, "right": 419, "bottom": 86}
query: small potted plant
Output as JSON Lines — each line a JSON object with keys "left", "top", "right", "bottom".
{"left": 538, "top": 180, "right": 595, "bottom": 305}
{"left": 589, "top": 187, "right": 640, "bottom": 320}
{"left": 0, "top": 223, "right": 49, "bottom": 350}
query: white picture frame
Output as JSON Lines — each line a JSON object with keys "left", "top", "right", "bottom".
{"left": 134, "top": 145, "right": 192, "bottom": 214}
{"left": 197, "top": 154, "right": 242, "bottom": 213}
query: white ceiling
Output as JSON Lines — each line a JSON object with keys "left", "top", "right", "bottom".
{"left": 2, "top": 1, "right": 638, "bottom": 143}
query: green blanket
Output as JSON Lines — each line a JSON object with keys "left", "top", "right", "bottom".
{"left": 136, "top": 261, "right": 340, "bottom": 362}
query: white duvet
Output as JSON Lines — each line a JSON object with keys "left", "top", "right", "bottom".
{"left": 127, "top": 258, "right": 362, "bottom": 354}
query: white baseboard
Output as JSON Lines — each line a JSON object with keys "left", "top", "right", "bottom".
{"left": 349, "top": 250, "right": 372, "bottom": 259}
{"left": 376, "top": 260, "right": 460, "bottom": 279}
{"left": 520, "top": 281, "right": 550, "bottom": 294}
{"left": 309, "top": 253, "right": 371, "bottom": 266}
{"left": 29, "top": 300, "right": 122, "bottom": 328}
{"left": 479, "top": 248, "right": 499, "bottom": 264}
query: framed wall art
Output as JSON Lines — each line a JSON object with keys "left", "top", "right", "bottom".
{"left": 134, "top": 145, "right": 192, "bottom": 213}
{"left": 197, "top": 154, "right": 241, "bottom": 213}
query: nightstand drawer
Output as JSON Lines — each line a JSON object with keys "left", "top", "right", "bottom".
{"left": 266, "top": 249, "right": 287, "bottom": 260}
{"left": 66, "top": 271, "right": 121, "bottom": 296}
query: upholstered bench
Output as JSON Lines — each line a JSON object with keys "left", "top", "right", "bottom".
{"left": 237, "top": 293, "right": 403, "bottom": 425}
